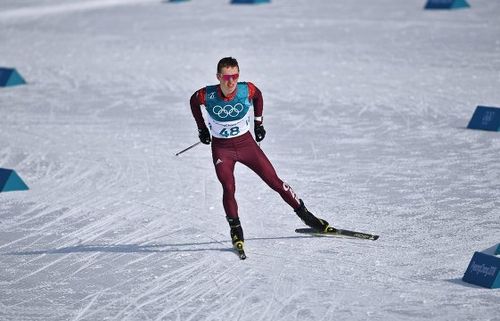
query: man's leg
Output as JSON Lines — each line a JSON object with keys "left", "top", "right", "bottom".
{"left": 212, "top": 153, "right": 238, "bottom": 218}
{"left": 239, "top": 140, "right": 300, "bottom": 209}
{"left": 211, "top": 143, "right": 244, "bottom": 245}
{"left": 240, "top": 139, "right": 330, "bottom": 231}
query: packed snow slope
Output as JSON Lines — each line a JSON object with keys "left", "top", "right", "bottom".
{"left": 1, "top": 0, "right": 499, "bottom": 320}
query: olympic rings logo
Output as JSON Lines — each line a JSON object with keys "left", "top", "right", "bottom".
{"left": 212, "top": 103, "right": 244, "bottom": 118}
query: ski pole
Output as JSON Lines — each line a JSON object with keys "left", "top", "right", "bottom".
{"left": 175, "top": 141, "right": 201, "bottom": 156}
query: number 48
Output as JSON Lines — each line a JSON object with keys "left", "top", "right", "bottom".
{"left": 219, "top": 127, "right": 240, "bottom": 137}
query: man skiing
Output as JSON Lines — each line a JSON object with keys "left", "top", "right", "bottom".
{"left": 189, "top": 57, "right": 330, "bottom": 255}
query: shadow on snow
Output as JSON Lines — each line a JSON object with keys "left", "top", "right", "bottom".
{"left": 3, "top": 235, "right": 311, "bottom": 256}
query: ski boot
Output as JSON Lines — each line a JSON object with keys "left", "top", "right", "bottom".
{"left": 294, "top": 199, "right": 330, "bottom": 232}
{"left": 226, "top": 217, "right": 246, "bottom": 259}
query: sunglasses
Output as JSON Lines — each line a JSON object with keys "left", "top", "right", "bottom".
{"left": 219, "top": 73, "right": 239, "bottom": 81}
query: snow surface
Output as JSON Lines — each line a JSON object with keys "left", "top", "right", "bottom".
{"left": 1, "top": 0, "right": 500, "bottom": 320}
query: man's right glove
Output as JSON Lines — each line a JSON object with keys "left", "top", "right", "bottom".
{"left": 254, "top": 123, "right": 266, "bottom": 142}
{"left": 198, "top": 127, "right": 211, "bottom": 144}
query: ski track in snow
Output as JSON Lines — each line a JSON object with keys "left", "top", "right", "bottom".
{"left": 1, "top": 0, "right": 500, "bottom": 320}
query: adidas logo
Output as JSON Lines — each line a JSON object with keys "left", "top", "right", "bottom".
{"left": 215, "top": 159, "right": 223, "bottom": 166}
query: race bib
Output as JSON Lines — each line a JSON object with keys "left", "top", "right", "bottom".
{"left": 208, "top": 113, "right": 251, "bottom": 138}
{"left": 204, "top": 83, "right": 253, "bottom": 139}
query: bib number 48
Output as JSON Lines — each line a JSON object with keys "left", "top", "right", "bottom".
{"left": 219, "top": 127, "right": 240, "bottom": 138}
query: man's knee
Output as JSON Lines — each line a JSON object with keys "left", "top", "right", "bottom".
{"left": 223, "top": 183, "right": 236, "bottom": 195}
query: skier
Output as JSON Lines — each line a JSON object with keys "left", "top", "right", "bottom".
{"left": 189, "top": 57, "right": 330, "bottom": 254}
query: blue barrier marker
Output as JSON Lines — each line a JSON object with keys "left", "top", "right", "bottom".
{"left": 231, "top": 0, "right": 270, "bottom": 4}
{"left": 467, "top": 106, "right": 500, "bottom": 132}
{"left": 0, "top": 67, "right": 26, "bottom": 87}
{"left": 463, "top": 251, "right": 500, "bottom": 289}
{"left": 0, "top": 168, "right": 29, "bottom": 192}
{"left": 424, "top": 0, "right": 470, "bottom": 9}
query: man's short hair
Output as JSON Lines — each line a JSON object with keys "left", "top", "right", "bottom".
{"left": 217, "top": 57, "right": 239, "bottom": 74}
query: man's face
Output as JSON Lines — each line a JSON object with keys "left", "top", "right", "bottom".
{"left": 217, "top": 66, "right": 239, "bottom": 94}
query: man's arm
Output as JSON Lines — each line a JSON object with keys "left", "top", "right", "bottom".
{"left": 190, "top": 88, "right": 211, "bottom": 144}
{"left": 247, "top": 82, "right": 263, "bottom": 126}
{"left": 190, "top": 88, "right": 207, "bottom": 129}
{"left": 247, "top": 82, "right": 266, "bottom": 142}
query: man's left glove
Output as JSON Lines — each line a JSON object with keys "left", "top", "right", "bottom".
{"left": 198, "top": 127, "right": 211, "bottom": 144}
{"left": 254, "top": 123, "right": 266, "bottom": 142}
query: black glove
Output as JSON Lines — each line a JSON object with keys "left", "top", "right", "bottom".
{"left": 254, "top": 123, "right": 266, "bottom": 142}
{"left": 198, "top": 127, "right": 211, "bottom": 144}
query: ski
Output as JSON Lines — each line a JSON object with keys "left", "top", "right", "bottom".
{"left": 234, "top": 241, "right": 247, "bottom": 260}
{"left": 295, "top": 227, "right": 379, "bottom": 241}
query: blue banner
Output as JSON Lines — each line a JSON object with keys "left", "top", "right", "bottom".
{"left": 425, "top": 0, "right": 470, "bottom": 9}
{"left": 467, "top": 106, "right": 500, "bottom": 132}
{"left": 463, "top": 252, "right": 500, "bottom": 289}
